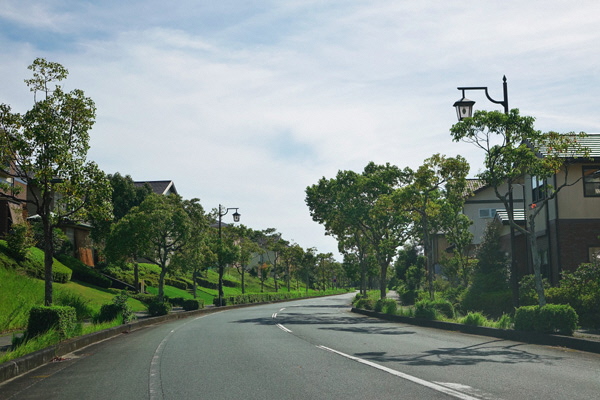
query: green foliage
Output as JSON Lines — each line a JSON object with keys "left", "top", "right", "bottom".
{"left": 6, "top": 222, "right": 35, "bottom": 260}
{"left": 460, "top": 312, "right": 489, "bottom": 326}
{"left": 494, "top": 314, "right": 513, "bottom": 329}
{"left": 545, "top": 263, "right": 600, "bottom": 329}
{"left": 31, "top": 223, "right": 72, "bottom": 256}
{"left": 461, "top": 222, "right": 512, "bottom": 318}
{"left": 94, "top": 291, "right": 135, "bottom": 323}
{"left": 148, "top": 300, "right": 172, "bottom": 316}
{"left": 519, "top": 274, "right": 550, "bottom": 306}
{"left": 374, "top": 298, "right": 398, "bottom": 314}
{"left": 26, "top": 305, "right": 77, "bottom": 339}
{"left": 22, "top": 246, "right": 72, "bottom": 283}
{"left": 514, "top": 304, "right": 578, "bottom": 336}
{"left": 414, "top": 300, "right": 437, "bottom": 319}
{"left": 182, "top": 299, "right": 204, "bottom": 311}
{"left": 57, "top": 254, "right": 112, "bottom": 288}
{"left": 55, "top": 290, "right": 94, "bottom": 320}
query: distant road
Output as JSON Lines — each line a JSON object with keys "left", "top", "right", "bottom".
{"left": 2, "top": 293, "right": 599, "bottom": 399}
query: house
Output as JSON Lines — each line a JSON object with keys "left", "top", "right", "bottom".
{"left": 454, "top": 134, "right": 600, "bottom": 285}
{"left": 134, "top": 180, "right": 178, "bottom": 196}
{"left": 0, "top": 163, "right": 27, "bottom": 238}
{"left": 515, "top": 134, "right": 600, "bottom": 284}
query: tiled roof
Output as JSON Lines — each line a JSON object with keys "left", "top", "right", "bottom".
{"left": 534, "top": 133, "right": 600, "bottom": 159}
{"left": 134, "top": 180, "right": 178, "bottom": 195}
{"left": 465, "top": 179, "right": 486, "bottom": 195}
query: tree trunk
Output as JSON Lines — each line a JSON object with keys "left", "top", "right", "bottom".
{"left": 158, "top": 266, "right": 167, "bottom": 303}
{"left": 133, "top": 261, "right": 139, "bottom": 293}
{"left": 379, "top": 263, "right": 387, "bottom": 299}
{"left": 241, "top": 267, "right": 245, "bottom": 294}
{"left": 527, "top": 216, "right": 547, "bottom": 306}
{"left": 43, "top": 218, "right": 54, "bottom": 306}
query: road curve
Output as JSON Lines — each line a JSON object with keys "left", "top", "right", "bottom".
{"left": 1, "top": 293, "right": 599, "bottom": 399}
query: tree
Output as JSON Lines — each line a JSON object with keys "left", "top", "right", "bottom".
{"left": 125, "top": 194, "right": 191, "bottom": 302}
{"left": 451, "top": 109, "right": 588, "bottom": 305}
{"left": 281, "top": 243, "right": 306, "bottom": 291}
{"left": 306, "top": 162, "right": 410, "bottom": 299}
{"left": 0, "top": 58, "right": 112, "bottom": 305}
{"left": 230, "top": 225, "right": 261, "bottom": 294}
{"left": 394, "top": 154, "right": 469, "bottom": 299}
{"left": 170, "top": 198, "right": 211, "bottom": 298}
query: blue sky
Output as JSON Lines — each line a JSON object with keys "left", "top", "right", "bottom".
{"left": 2, "top": 1, "right": 600, "bottom": 258}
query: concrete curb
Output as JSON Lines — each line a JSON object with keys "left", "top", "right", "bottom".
{"left": 0, "top": 302, "right": 257, "bottom": 385}
{"left": 351, "top": 308, "right": 600, "bottom": 354}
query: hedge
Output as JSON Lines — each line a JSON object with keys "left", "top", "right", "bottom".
{"left": 514, "top": 304, "right": 578, "bottom": 336}
{"left": 27, "top": 305, "right": 77, "bottom": 339}
{"left": 57, "top": 254, "right": 112, "bottom": 288}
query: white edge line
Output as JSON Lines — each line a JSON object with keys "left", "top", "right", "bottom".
{"left": 316, "top": 346, "right": 481, "bottom": 400}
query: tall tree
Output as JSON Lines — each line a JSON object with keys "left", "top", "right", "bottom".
{"left": 126, "top": 193, "right": 191, "bottom": 302}
{"left": 230, "top": 225, "right": 261, "bottom": 294}
{"left": 0, "top": 58, "right": 112, "bottom": 305}
{"left": 307, "top": 162, "right": 410, "bottom": 299}
{"left": 395, "top": 154, "right": 469, "bottom": 299}
{"left": 451, "top": 109, "right": 588, "bottom": 305}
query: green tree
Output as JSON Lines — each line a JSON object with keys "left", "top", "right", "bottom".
{"left": 306, "top": 162, "right": 410, "bottom": 299}
{"left": 451, "top": 109, "right": 588, "bottom": 305}
{"left": 395, "top": 154, "right": 469, "bottom": 299}
{"left": 230, "top": 225, "right": 261, "bottom": 294}
{"left": 126, "top": 194, "right": 191, "bottom": 302}
{"left": 0, "top": 58, "right": 112, "bottom": 305}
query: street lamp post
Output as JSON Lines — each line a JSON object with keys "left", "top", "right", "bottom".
{"left": 453, "top": 76, "right": 520, "bottom": 307}
{"left": 217, "top": 204, "right": 240, "bottom": 306}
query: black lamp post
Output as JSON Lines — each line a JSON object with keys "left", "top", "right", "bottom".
{"left": 217, "top": 204, "right": 240, "bottom": 306}
{"left": 453, "top": 76, "right": 519, "bottom": 307}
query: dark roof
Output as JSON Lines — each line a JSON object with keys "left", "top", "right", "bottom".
{"left": 134, "top": 180, "right": 178, "bottom": 196}
{"left": 465, "top": 179, "right": 486, "bottom": 195}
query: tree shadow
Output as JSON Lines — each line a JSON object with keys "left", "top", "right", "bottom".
{"left": 355, "top": 339, "right": 564, "bottom": 367}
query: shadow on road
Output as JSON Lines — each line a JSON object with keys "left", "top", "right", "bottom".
{"left": 355, "top": 339, "right": 564, "bottom": 367}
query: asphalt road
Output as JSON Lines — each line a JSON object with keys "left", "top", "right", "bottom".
{"left": 1, "top": 293, "right": 599, "bottom": 399}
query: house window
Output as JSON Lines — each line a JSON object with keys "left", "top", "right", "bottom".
{"left": 531, "top": 176, "right": 547, "bottom": 203}
{"left": 583, "top": 166, "right": 600, "bottom": 197}
{"left": 479, "top": 208, "right": 496, "bottom": 218}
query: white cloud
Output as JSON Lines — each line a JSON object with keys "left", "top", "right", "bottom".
{"left": 1, "top": 0, "right": 600, "bottom": 257}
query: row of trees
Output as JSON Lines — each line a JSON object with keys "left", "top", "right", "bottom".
{"left": 305, "top": 155, "right": 470, "bottom": 301}
{"left": 307, "top": 110, "right": 588, "bottom": 308}
{"left": 0, "top": 58, "right": 342, "bottom": 306}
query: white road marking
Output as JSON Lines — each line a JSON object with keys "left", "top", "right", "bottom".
{"left": 317, "top": 346, "right": 489, "bottom": 400}
{"left": 277, "top": 324, "right": 292, "bottom": 333}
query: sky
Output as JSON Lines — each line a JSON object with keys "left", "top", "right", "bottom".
{"left": 1, "top": 1, "right": 600, "bottom": 260}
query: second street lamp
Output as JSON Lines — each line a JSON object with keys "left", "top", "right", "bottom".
{"left": 453, "top": 75, "right": 519, "bottom": 308}
{"left": 217, "top": 204, "right": 240, "bottom": 306}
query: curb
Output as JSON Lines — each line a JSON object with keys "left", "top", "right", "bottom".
{"left": 0, "top": 303, "right": 256, "bottom": 385}
{"left": 351, "top": 308, "right": 600, "bottom": 354}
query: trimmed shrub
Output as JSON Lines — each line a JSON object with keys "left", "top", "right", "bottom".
{"left": 514, "top": 304, "right": 578, "bottom": 336}
{"left": 148, "top": 300, "right": 172, "bottom": 316}
{"left": 165, "top": 277, "right": 188, "bottom": 290}
{"left": 183, "top": 299, "right": 203, "bottom": 311}
{"left": 399, "top": 289, "right": 418, "bottom": 305}
{"left": 57, "top": 254, "right": 112, "bottom": 288}
{"left": 431, "top": 299, "right": 455, "bottom": 319}
{"left": 381, "top": 299, "right": 398, "bottom": 315}
{"left": 354, "top": 298, "right": 375, "bottom": 311}
{"left": 167, "top": 297, "right": 186, "bottom": 307}
{"left": 27, "top": 305, "right": 77, "bottom": 339}
{"left": 56, "top": 290, "right": 94, "bottom": 320}
{"left": 414, "top": 300, "right": 437, "bottom": 320}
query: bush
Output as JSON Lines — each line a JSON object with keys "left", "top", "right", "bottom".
{"left": 6, "top": 222, "right": 34, "bottom": 261}
{"left": 148, "top": 300, "right": 172, "bottom": 316}
{"left": 461, "top": 312, "right": 488, "bottom": 326}
{"left": 23, "top": 247, "right": 72, "bottom": 283}
{"left": 354, "top": 298, "right": 375, "bottom": 311}
{"left": 494, "top": 314, "right": 513, "bottom": 329}
{"left": 399, "top": 289, "right": 418, "bottom": 305}
{"left": 182, "top": 299, "right": 203, "bottom": 311}
{"left": 57, "top": 254, "right": 112, "bottom": 288}
{"left": 165, "top": 277, "right": 188, "bottom": 290}
{"left": 374, "top": 298, "right": 398, "bottom": 314}
{"left": 27, "top": 305, "right": 77, "bottom": 339}
{"left": 95, "top": 291, "right": 135, "bottom": 323}
{"left": 514, "top": 304, "right": 578, "bottom": 336}
{"left": 414, "top": 300, "right": 437, "bottom": 320}
{"left": 431, "top": 299, "right": 455, "bottom": 319}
